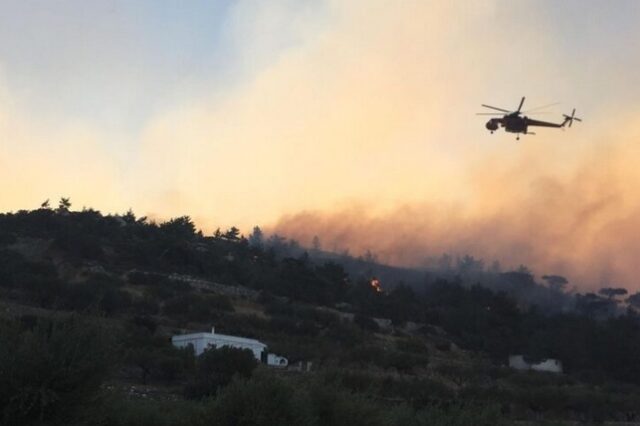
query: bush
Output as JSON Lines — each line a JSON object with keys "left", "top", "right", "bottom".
{"left": 61, "top": 281, "right": 132, "bottom": 315}
{"left": 325, "top": 321, "right": 364, "bottom": 347}
{"left": 100, "top": 287, "right": 133, "bottom": 315}
{"left": 131, "top": 315, "right": 159, "bottom": 334}
{"left": 263, "top": 299, "right": 295, "bottom": 316}
{"left": 269, "top": 315, "right": 319, "bottom": 337}
{"left": 185, "top": 346, "right": 258, "bottom": 399}
{"left": 131, "top": 297, "right": 160, "bottom": 315}
{"left": 412, "top": 403, "right": 506, "bottom": 426}
{"left": 306, "top": 381, "right": 385, "bottom": 426}
{"left": 0, "top": 316, "right": 113, "bottom": 426}
{"left": 205, "top": 374, "right": 311, "bottom": 426}
{"left": 145, "top": 278, "right": 192, "bottom": 301}
{"left": 206, "top": 373, "right": 387, "bottom": 426}
{"left": 0, "top": 251, "right": 65, "bottom": 307}
{"left": 124, "top": 326, "right": 194, "bottom": 385}
{"left": 342, "top": 344, "right": 428, "bottom": 373}
{"left": 163, "top": 294, "right": 234, "bottom": 322}
{"left": 396, "top": 337, "right": 429, "bottom": 355}
{"left": 0, "top": 249, "right": 25, "bottom": 288}
{"left": 213, "top": 313, "right": 271, "bottom": 339}
{"left": 127, "top": 271, "right": 165, "bottom": 286}
{"left": 354, "top": 314, "right": 380, "bottom": 332}
{"left": 99, "top": 398, "right": 203, "bottom": 426}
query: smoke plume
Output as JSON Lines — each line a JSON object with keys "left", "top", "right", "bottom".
{"left": 271, "top": 121, "right": 640, "bottom": 291}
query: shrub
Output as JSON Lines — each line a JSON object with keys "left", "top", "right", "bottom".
{"left": 0, "top": 316, "right": 112, "bottom": 425}
{"left": 413, "top": 403, "right": 506, "bottom": 426}
{"left": 185, "top": 346, "right": 258, "bottom": 399}
{"left": 131, "top": 296, "right": 160, "bottom": 315}
{"left": 206, "top": 373, "right": 387, "bottom": 426}
{"left": 127, "top": 271, "right": 165, "bottom": 286}
{"left": 131, "top": 315, "right": 158, "bottom": 334}
{"left": 306, "top": 381, "right": 386, "bottom": 426}
{"left": 163, "top": 294, "right": 234, "bottom": 322}
{"left": 205, "top": 374, "right": 311, "bottom": 426}
{"left": 354, "top": 314, "right": 380, "bottom": 332}
{"left": 124, "top": 328, "right": 194, "bottom": 385}
{"left": 269, "top": 315, "right": 319, "bottom": 337}
{"left": 342, "top": 344, "right": 428, "bottom": 373}
{"left": 99, "top": 398, "right": 203, "bottom": 426}
{"left": 396, "top": 337, "right": 429, "bottom": 355}
{"left": 145, "top": 277, "right": 191, "bottom": 301}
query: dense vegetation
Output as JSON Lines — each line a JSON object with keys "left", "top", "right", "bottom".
{"left": 2, "top": 201, "right": 640, "bottom": 424}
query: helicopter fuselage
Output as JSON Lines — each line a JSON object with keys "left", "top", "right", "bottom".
{"left": 486, "top": 113, "right": 529, "bottom": 134}
{"left": 503, "top": 114, "right": 528, "bottom": 133}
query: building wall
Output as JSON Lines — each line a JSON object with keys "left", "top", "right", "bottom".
{"left": 172, "top": 333, "right": 266, "bottom": 359}
{"left": 508, "top": 355, "right": 563, "bottom": 373}
{"left": 172, "top": 331, "right": 289, "bottom": 369}
{"left": 531, "top": 358, "right": 563, "bottom": 373}
{"left": 508, "top": 355, "right": 530, "bottom": 371}
{"left": 208, "top": 338, "right": 265, "bottom": 360}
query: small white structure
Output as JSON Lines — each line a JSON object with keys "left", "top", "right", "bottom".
{"left": 509, "top": 355, "right": 563, "bottom": 374}
{"left": 172, "top": 327, "right": 287, "bottom": 367}
{"left": 267, "top": 353, "right": 288, "bottom": 368}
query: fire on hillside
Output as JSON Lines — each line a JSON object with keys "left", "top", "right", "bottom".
{"left": 370, "top": 278, "right": 382, "bottom": 293}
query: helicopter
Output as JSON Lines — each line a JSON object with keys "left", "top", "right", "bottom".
{"left": 477, "top": 97, "right": 581, "bottom": 140}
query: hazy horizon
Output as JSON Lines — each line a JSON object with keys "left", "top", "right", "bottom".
{"left": 2, "top": 1, "right": 640, "bottom": 289}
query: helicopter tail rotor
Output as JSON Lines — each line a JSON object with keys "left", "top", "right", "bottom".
{"left": 562, "top": 108, "right": 582, "bottom": 127}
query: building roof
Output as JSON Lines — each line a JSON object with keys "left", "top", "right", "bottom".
{"left": 172, "top": 331, "right": 266, "bottom": 348}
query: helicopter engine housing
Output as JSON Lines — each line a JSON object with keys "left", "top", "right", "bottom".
{"left": 485, "top": 120, "right": 499, "bottom": 131}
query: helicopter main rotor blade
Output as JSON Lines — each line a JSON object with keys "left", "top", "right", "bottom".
{"left": 516, "top": 96, "right": 525, "bottom": 113}
{"left": 523, "top": 102, "right": 560, "bottom": 113}
{"left": 481, "top": 104, "right": 510, "bottom": 113}
{"left": 476, "top": 113, "right": 504, "bottom": 115}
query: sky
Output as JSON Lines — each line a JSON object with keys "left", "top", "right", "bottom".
{"left": 1, "top": 1, "right": 640, "bottom": 289}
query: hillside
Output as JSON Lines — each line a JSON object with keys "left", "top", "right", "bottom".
{"left": 2, "top": 204, "right": 640, "bottom": 425}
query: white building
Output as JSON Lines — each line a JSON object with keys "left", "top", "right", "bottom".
{"left": 171, "top": 327, "right": 287, "bottom": 367}
{"left": 508, "top": 355, "right": 563, "bottom": 374}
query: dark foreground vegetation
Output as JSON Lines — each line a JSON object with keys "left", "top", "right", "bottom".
{"left": 0, "top": 314, "right": 503, "bottom": 426}
{"left": 2, "top": 201, "right": 640, "bottom": 425}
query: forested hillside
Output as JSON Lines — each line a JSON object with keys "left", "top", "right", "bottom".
{"left": 2, "top": 201, "right": 640, "bottom": 425}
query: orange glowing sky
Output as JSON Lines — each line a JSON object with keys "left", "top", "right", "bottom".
{"left": 2, "top": 1, "right": 640, "bottom": 289}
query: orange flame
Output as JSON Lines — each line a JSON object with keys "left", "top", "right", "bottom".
{"left": 370, "top": 278, "right": 382, "bottom": 293}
